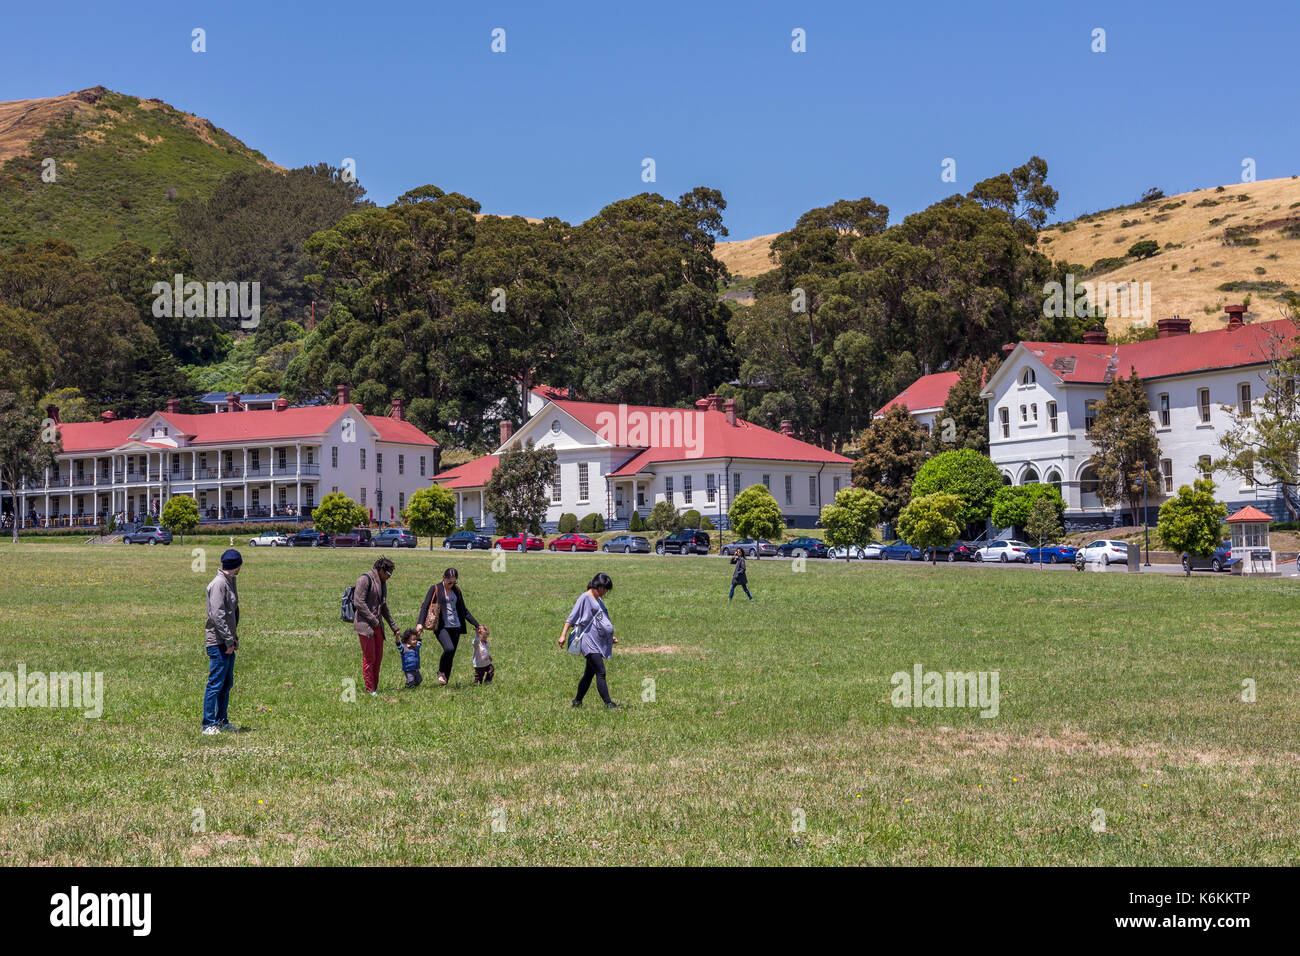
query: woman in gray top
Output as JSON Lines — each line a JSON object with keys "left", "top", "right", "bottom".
{"left": 558, "top": 572, "right": 620, "bottom": 709}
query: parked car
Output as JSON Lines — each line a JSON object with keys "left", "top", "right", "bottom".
{"left": 495, "top": 533, "right": 544, "bottom": 552}
{"left": 655, "top": 530, "right": 711, "bottom": 555}
{"left": 602, "top": 534, "right": 651, "bottom": 554}
{"left": 332, "top": 527, "right": 374, "bottom": 548}
{"left": 926, "top": 541, "right": 977, "bottom": 562}
{"left": 372, "top": 527, "right": 417, "bottom": 548}
{"left": 248, "top": 532, "right": 287, "bottom": 547}
{"left": 862, "top": 542, "right": 886, "bottom": 560}
{"left": 123, "top": 525, "right": 172, "bottom": 545}
{"left": 720, "top": 538, "right": 778, "bottom": 558}
{"left": 1182, "top": 541, "right": 1238, "bottom": 573}
{"left": 974, "top": 539, "right": 1031, "bottom": 563}
{"left": 827, "top": 544, "right": 868, "bottom": 560}
{"left": 287, "top": 529, "right": 330, "bottom": 547}
{"left": 442, "top": 530, "right": 492, "bottom": 550}
{"left": 879, "top": 539, "right": 924, "bottom": 561}
{"left": 549, "top": 533, "right": 598, "bottom": 552}
{"left": 1023, "top": 543, "right": 1077, "bottom": 564}
{"left": 1077, "top": 539, "right": 1129, "bottom": 566}
{"left": 776, "top": 536, "right": 830, "bottom": 558}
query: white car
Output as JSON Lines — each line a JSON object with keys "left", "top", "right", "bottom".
{"left": 828, "top": 544, "right": 867, "bottom": 560}
{"left": 249, "top": 532, "right": 288, "bottom": 547}
{"left": 861, "top": 542, "right": 885, "bottom": 560}
{"left": 974, "top": 539, "right": 1031, "bottom": 563}
{"left": 1078, "top": 539, "right": 1129, "bottom": 566}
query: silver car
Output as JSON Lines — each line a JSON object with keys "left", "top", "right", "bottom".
{"left": 602, "top": 534, "right": 651, "bottom": 554}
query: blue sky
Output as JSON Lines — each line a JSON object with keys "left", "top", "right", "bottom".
{"left": 3, "top": 0, "right": 1297, "bottom": 239}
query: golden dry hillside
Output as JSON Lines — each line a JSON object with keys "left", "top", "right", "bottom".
{"left": 714, "top": 231, "right": 780, "bottom": 277}
{"left": 1039, "top": 176, "right": 1300, "bottom": 334}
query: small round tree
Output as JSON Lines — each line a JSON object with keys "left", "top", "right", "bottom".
{"left": 1157, "top": 477, "right": 1228, "bottom": 576}
{"left": 820, "top": 486, "right": 884, "bottom": 559}
{"left": 312, "top": 492, "right": 368, "bottom": 543}
{"left": 681, "top": 509, "right": 702, "bottom": 529}
{"left": 729, "top": 484, "right": 784, "bottom": 542}
{"left": 896, "top": 492, "right": 963, "bottom": 564}
{"left": 161, "top": 494, "right": 200, "bottom": 543}
{"left": 647, "top": 501, "right": 681, "bottom": 532}
{"left": 910, "top": 449, "right": 1002, "bottom": 531}
{"left": 1128, "top": 239, "right": 1159, "bottom": 260}
{"left": 558, "top": 513, "right": 578, "bottom": 533}
{"left": 406, "top": 485, "right": 456, "bottom": 550}
{"left": 991, "top": 484, "right": 1064, "bottom": 533}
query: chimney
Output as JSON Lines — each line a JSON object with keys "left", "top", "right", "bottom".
{"left": 389, "top": 398, "right": 405, "bottom": 421}
{"left": 1156, "top": 316, "right": 1192, "bottom": 338}
{"left": 273, "top": 398, "right": 289, "bottom": 412}
{"left": 706, "top": 392, "right": 725, "bottom": 412}
{"left": 355, "top": 404, "right": 365, "bottom": 415}
{"left": 1001, "top": 343, "right": 1017, "bottom": 353}
{"left": 1225, "top": 304, "right": 1246, "bottom": 329}
{"left": 100, "top": 410, "right": 117, "bottom": 423}
{"left": 1082, "top": 329, "right": 1109, "bottom": 345}
{"left": 45, "top": 404, "right": 60, "bottom": 425}
{"left": 500, "top": 420, "right": 514, "bottom": 445}
{"left": 780, "top": 420, "right": 794, "bottom": 437}
{"left": 164, "top": 397, "right": 180, "bottom": 414}
{"left": 695, "top": 398, "right": 711, "bottom": 410}
{"left": 724, "top": 398, "right": 737, "bottom": 427}
{"left": 225, "top": 392, "right": 240, "bottom": 414}
{"left": 336, "top": 383, "right": 351, "bottom": 406}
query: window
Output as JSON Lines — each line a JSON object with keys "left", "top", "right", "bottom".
{"left": 1161, "top": 459, "right": 1173, "bottom": 493}
{"left": 360, "top": 487, "right": 366, "bottom": 505}
{"left": 551, "top": 468, "right": 561, "bottom": 503}
{"left": 250, "top": 450, "right": 260, "bottom": 471}
{"left": 399, "top": 492, "right": 405, "bottom": 512}
{"left": 1198, "top": 388, "right": 1211, "bottom": 423}
{"left": 307, "top": 448, "right": 314, "bottom": 466}
{"left": 1080, "top": 464, "right": 1100, "bottom": 496}
{"left": 733, "top": 472, "right": 741, "bottom": 499}
{"left": 1022, "top": 467, "right": 1039, "bottom": 485}
{"left": 332, "top": 446, "right": 339, "bottom": 468}
{"left": 762, "top": 474, "right": 771, "bottom": 489}
{"left": 1197, "top": 455, "right": 1212, "bottom": 475}
{"left": 665, "top": 476, "right": 673, "bottom": 502}
{"left": 684, "top": 475, "right": 693, "bottom": 505}
{"left": 999, "top": 407, "right": 1009, "bottom": 438}
{"left": 809, "top": 475, "right": 817, "bottom": 505}
{"left": 706, "top": 473, "right": 716, "bottom": 503}
{"left": 1046, "top": 469, "right": 1062, "bottom": 494}
{"left": 1084, "top": 400, "right": 1098, "bottom": 433}
{"left": 1021, "top": 368, "right": 1036, "bottom": 385}
{"left": 1031, "top": 403, "right": 1038, "bottom": 422}
{"left": 1243, "top": 467, "right": 1255, "bottom": 488}
{"left": 833, "top": 476, "right": 841, "bottom": 494}
{"left": 279, "top": 487, "right": 287, "bottom": 507}
{"left": 398, "top": 454, "right": 404, "bottom": 476}
{"left": 277, "top": 448, "right": 287, "bottom": 471}
{"left": 1047, "top": 401, "right": 1058, "bottom": 433}
{"left": 1020, "top": 404, "right": 1027, "bottom": 423}
{"left": 375, "top": 453, "right": 382, "bottom": 474}
{"left": 1239, "top": 383, "right": 1252, "bottom": 416}
{"left": 305, "top": 487, "right": 314, "bottom": 508}
{"left": 360, "top": 449, "right": 366, "bottom": 470}
{"left": 577, "top": 463, "right": 589, "bottom": 501}
{"left": 420, "top": 456, "right": 426, "bottom": 477}
{"left": 1157, "top": 393, "right": 1170, "bottom": 428}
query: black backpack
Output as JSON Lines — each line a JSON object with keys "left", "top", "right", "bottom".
{"left": 340, "top": 585, "right": 356, "bottom": 622}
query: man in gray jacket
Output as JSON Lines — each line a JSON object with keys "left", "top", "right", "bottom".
{"left": 203, "top": 549, "right": 244, "bottom": 734}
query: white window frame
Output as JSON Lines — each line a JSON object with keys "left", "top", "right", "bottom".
{"left": 683, "top": 475, "right": 693, "bottom": 505}
{"left": 1198, "top": 388, "right": 1211, "bottom": 423}
{"left": 577, "top": 463, "right": 589, "bottom": 502}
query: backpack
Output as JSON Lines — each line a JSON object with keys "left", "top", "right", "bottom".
{"left": 340, "top": 585, "right": 356, "bottom": 622}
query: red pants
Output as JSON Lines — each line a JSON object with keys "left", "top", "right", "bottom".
{"left": 358, "top": 630, "right": 385, "bottom": 693}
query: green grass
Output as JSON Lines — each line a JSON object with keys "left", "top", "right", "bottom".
{"left": 1, "top": 541, "right": 1297, "bottom": 865}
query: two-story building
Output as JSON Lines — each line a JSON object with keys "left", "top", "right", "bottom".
{"left": 432, "top": 394, "right": 853, "bottom": 531}
{"left": 8, "top": 385, "right": 438, "bottom": 527}
{"left": 979, "top": 312, "right": 1298, "bottom": 527}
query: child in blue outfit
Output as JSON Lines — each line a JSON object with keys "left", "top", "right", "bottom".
{"left": 398, "top": 628, "right": 422, "bottom": 688}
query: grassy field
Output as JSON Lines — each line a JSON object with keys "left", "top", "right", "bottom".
{"left": 0, "top": 539, "right": 1296, "bottom": 865}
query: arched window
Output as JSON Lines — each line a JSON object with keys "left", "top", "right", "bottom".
{"left": 1022, "top": 466, "right": 1040, "bottom": 485}
{"left": 1045, "top": 469, "right": 1062, "bottom": 493}
{"left": 1021, "top": 368, "right": 1036, "bottom": 385}
{"left": 1001, "top": 472, "right": 1013, "bottom": 485}
{"left": 1079, "top": 464, "right": 1100, "bottom": 496}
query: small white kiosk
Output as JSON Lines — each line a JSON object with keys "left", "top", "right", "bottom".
{"left": 1226, "top": 506, "right": 1277, "bottom": 576}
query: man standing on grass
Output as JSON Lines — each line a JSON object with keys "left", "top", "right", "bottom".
{"left": 354, "top": 556, "right": 400, "bottom": 695}
{"left": 203, "top": 549, "right": 245, "bottom": 735}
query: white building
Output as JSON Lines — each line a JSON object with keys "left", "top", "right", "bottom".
{"left": 432, "top": 394, "right": 853, "bottom": 531}
{"left": 979, "top": 313, "right": 1297, "bottom": 528}
{"left": 8, "top": 385, "right": 439, "bottom": 527}
{"left": 874, "top": 371, "right": 960, "bottom": 434}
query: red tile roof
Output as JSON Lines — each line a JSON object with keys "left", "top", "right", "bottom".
{"left": 531, "top": 384, "right": 576, "bottom": 402}
{"left": 56, "top": 405, "right": 436, "bottom": 453}
{"left": 1227, "top": 505, "right": 1273, "bottom": 523}
{"left": 431, "top": 455, "right": 499, "bottom": 490}
{"left": 1019, "top": 319, "right": 1298, "bottom": 385}
{"left": 875, "top": 371, "right": 961, "bottom": 417}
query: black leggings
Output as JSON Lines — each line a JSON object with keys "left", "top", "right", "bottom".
{"left": 575, "top": 652, "right": 612, "bottom": 705}
{"left": 436, "top": 628, "right": 458, "bottom": 676}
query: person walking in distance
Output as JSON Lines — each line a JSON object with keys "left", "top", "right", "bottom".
{"left": 203, "top": 549, "right": 245, "bottom": 734}
{"left": 354, "top": 556, "right": 401, "bottom": 695}
{"left": 729, "top": 549, "right": 754, "bottom": 601}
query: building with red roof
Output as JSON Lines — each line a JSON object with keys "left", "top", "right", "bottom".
{"left": 431, "top": 394, "right": 851, "bottom": 531}
{"left": 979, "top": 310, "right": 1297, "bottom": 527}
{"left": 875, "top": 371, "right": 961, "bottom": 433}
{"left": 6, "top": 385, "right": 438, "bottom": 528}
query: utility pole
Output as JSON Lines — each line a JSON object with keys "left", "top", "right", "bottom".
{"left": 1140, "top": 471, "right": 1150, "bottom": 566}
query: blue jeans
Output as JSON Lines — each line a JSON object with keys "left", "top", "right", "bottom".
{"left": 729, "top": 582, "right": 753, "bottom": 600}
{"left": 203, "top": 645, "right": 236, "bottom": 727}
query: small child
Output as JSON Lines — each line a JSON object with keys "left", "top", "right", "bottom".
{"left": 398, "top": 627, "right": 422, "bottom": 688}
{"left": 472, "top": 623, "right": 494, "bottom": 684}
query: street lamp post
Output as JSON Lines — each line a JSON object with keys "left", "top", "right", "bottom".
{"left": 1140, "top": 471, "right": 1150, "bottom": 566}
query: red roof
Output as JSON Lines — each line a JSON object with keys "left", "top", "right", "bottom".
{"left": 1017, "top": 319, "right": 1298, "bottom": 385}
{"left": 545, "top": 399, "right": 850, "bottom": 477}
{"left": 1226, "top": 505, "right": 1273, "bottom": 523}
{"left": 875, "top": 371, "right": 961, "bottom": 417}
{"left": 531, "top": 384, "right": 576, "bottom": 402}
{"left": 431, "top": 455, "right": 499, "bottom": 490}
{"left": 56, "top": 405, "right": 436, "bottom": 453}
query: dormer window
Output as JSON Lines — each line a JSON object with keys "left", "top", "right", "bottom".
{"left": 1021, "top": 369, "right": 1036, "bottom": 385}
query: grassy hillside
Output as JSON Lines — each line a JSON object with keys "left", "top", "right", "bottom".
{"left": 0, "top": 87, "right": 279, "bottom": 256}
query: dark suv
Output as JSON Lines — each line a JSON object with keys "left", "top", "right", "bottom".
{"left": 655, "top": 530, "right": 710, "bottom": 555}
{"left": 123, "top": 525, "right": 172, "bottom": 545}
{"left": 288, "top": 529, "right": 330, "bottom": 547}
{"left": 332, "top": 527, "right": 373, "bottom": 548}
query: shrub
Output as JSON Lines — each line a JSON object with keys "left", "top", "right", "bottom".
{"left": 558, "top": 513, "right": 578, "bottom": 534}
{"left": 161, "top": 495, "right": 200, "bottom": 537}
{"left": 577, "top": 513, "right": 604, "bottom": 534}
{"left": 464, "top": 516, "right": 476, "bottom": 532}
{"left": 728, "top": 484, "right": 784, "bottom": 541}
{"left": 910, "top": 449, "right": 1003, "bottom": 528}
{"left": 646, "top": 501, "right": 681, "bottom": 532}
{"left": 700, "top": 515, "right": 715, "bottom": 530}
{"left": 681, "top": 509, "right": 702, "bottom": 529}
{"left": 628, "top": 511, "right": 644, "bottom": 532}
{"left": 1127, "top": 240, "right": 1159, "bottom": 260}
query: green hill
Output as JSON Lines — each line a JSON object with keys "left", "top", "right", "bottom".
{"left": 0, "top": 86, "right": 279, "bottom": 256}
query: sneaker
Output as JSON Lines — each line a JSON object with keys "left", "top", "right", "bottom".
{"left": 202, "top": 726, "right": 220, "bottom": 736}
{"left": 218, "top": 721, "right": 246, "bottom": 733}
{"left": 437, "top": 673, "right": 448, "bottom": 686}
{"left": 571, "top": 699, "right": 581, "bottom": 708}
{"left": 369, "top": 691, "right": 378, "bottom": 696}
{"left": 605, "top": 701, "right": 623, "bottom": 710}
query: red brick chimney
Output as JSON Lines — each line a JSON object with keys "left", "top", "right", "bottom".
{"left": 273, "top": 398, "right": 289, "bottom": 412}
{"left": 336, "top": 383, "right": 351, "bottom": 406}
{"left": 1001, "top": 343, "right": 1017, "bottom": 353}
{"left": 500, "top": 420, "right": 514, "bottom": 445}
{"left": 45, "top": 404, "right": 60, "bottom": 424}
{"left": 225, "top": 392, "right": 240, "bottom": 413}
{"left": 724, "top": 398, "right": 737, "bottom": 427}
{"left": 389, "top": 398, "right": 405, "bottom": 421}
{"left": 780, "top": 420, "right": 794, "bottom": 437}
{"left": 164, "top": 397, "right": 180, "bottom": 414}
{"left": 1225, "top": 304, "right": 1246, "bottom": 329}
{"left": 695, "top": 398, "right": 711, "bottom": 410}
{"left": 1082, "top": 329, "right": 1109, "bottom": 345}
{"left": 1156, "top": 316, "right": 1191, "bottom": 338}
{"left": 706, "top": 392, "right": 725, "bottom": 412}
{"left": 100, "top": 410, "right": 117, "bottom": 423}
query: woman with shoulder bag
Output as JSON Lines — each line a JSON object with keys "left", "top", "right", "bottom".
{"left": 416, "top": 567, "right": 483, "bottom": 686}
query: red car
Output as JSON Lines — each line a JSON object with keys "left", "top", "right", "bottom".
{"left": 548, "top": 533, "right": 598, "bottom": 552}
{"left": 494, "top": 533, "right": 544, "bottom": 552}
